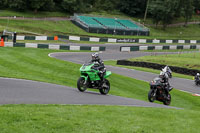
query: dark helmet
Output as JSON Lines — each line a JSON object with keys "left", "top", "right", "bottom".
{"left": 92, "top": 52, "right": 99, "bottom": 60}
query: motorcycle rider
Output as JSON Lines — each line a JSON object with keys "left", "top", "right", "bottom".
{"left": 163, "top": 65, "right": 172, "bottom": 78}
{"left": 195, "top": 73, "right": 200, "bottom": 80}
{"left": 159, "top": 70, "right": 172, "bottom": 98}
{"left": 91, "top": 53, "right": 106, "bottom": 81}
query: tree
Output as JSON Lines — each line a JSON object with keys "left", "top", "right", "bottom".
{"left": 8, "top": 0, "right": 27, "bottom": 11}
{"left": 61, "top": 0, "right": 92, "bottom": 14}
{"left": 40, "top": 0, "right": 55, "bottom": 11}
{"left": 91, "top": 0, "right": 119, "bottom": 12}
{"left": 119, "top": 0, "right": 147, "bottom": 16}
{"left": 0, "top": 0, "right": 8, "bottom": 9}
{"left": 28, "top": 0, "right": 45, "bottom": 13}
{"left": 149, "top": 0, "right": 164, "bottom": 27}
{"left": 193, "top": 0, "right": 200, "bottom": 12}
{"left": 149, "top": 0, "right": 179, "bottom": 29}
{"left": 181, "top": 0, "right": 194, "bottom": 26}
{"left": 61, "top": 0, "right": 78, "bottom": 14}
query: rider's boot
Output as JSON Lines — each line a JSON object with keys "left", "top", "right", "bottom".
{"left": 169, "top": 86, "right": 173, "bottom": 91}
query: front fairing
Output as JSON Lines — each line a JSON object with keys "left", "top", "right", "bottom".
{"left": 80, "top": 63, "right": 94, "bottom": 72}
{"left": 150, "top": 77, "right": 162, "bottom": 88}
{"left": 80, "top": 62, "right": 100, "bottom": 81}
{"left": 104, "top": 71, "right": 112, "bottom": 78}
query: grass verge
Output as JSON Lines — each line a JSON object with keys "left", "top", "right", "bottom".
{"left": 0, "top": 104, "right": 199, "bottom": 133}
{"left": 129, "top": 52, "right": 200, "bottom": 70}
{"left": 0, "top": 47, "right": 199, "bottom": 110}
{"left": 0, "top": 10, "right": 69, "bottom": 17}
{"left": 0, "top": 47, "right": 199, "bottom": 132}
{"left": 0, "top": 18, "right": 200, "bottom": 40}
{"left": 104, "top": 60, "right": 193, "bottom": 80}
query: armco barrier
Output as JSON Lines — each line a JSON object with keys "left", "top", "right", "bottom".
{"left": 9, "top": 36, "right": 57, "bottom": 41}
{"left": 5, "top": 35, "right": 200, "bottom": 44}
{"left": 120, "top": 45, "right": 200, "bottom": 52}
{"left": 3, "top": 42, "right": 106, "bottom": 51}
{"left": 117, "top": 60, "right": 200, "bottom": 76}
{"left": 58, "top": 35, "right": 200, "bottom": 44}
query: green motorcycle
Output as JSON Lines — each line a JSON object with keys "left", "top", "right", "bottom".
{"left": 77, "top": 62, "right": 112, "bottom": 95}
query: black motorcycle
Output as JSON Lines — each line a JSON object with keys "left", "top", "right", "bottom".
{"left": 195, "top": 77, "right": 200, "bottom": 86}
{"left": 148, "top": 77, "right": 171, "bottom": 105}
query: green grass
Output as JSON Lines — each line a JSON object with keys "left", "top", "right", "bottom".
{"left": 148, "top": 24, "right": 200, "bottom": 40}
{"left": 104, "top": 60, "right": 193, "bottom": 80}
{"left": 0, "top": 10, "right": 69, "bottom": 17}
{"left": 172, "top": 15, "right": 200, "bottom": 23}
{"left": 0, "top": 47, "right": 199, "bottom": 110}
{"left": 0, "top": 17, "right": 200, "bottom": 40}
{"left": 0, "top": 47, "right": 200, "bottom": 132}
{"left": 104, "top": 52, "right": 200, "bottom": 80}
{"left": 0, "top": 19, "right": 81, "bottom": 36}
{"left": 129, "top": 52, "right": 200, "bottom": 70}
{"left": 0, "top": 104, "right": 199, "bottom": 133}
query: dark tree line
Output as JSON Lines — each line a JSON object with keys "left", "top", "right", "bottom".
{"left": 0, "top": 0, "right": 149, "bottom": 14}
{"left": 148, "top": 0, "right": 199, "bottom": 29}
{"left": 0, "top": 0, "right": 199, "bottom": 28}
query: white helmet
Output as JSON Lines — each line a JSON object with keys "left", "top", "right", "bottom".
{"left": 159, "top": 71, "right": 165, "bottom": 78}
{"left": 197, "top": 73, "right": 200, "bottom": 76}
{"left": 91, "top": 52, "right": 99, "bottom": 60}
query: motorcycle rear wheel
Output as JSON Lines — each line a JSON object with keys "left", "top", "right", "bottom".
{"left": 148, "top": 89, "right": 156, "bottom": 102}
{"left": 77, "top": 77, "right": 87, "bottom": 92}
{"left": 99, "top": 79, "right": 110, "bottom": 95}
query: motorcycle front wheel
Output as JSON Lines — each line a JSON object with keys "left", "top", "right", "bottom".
{"left": 99, "top": 79, "right": 110, "bottom": 95}
{"left": 195, "top": 80, "right": 199, "bottom": 86}
{"left": 148, "top": 89, "right": 156, "bottom": 102}
{"left": 77, "top": 77, "right": 87, "bottom": 92}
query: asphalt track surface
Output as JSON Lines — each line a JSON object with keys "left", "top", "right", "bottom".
{"left": 1, "top": 77, "right": 178, "bottom": 108}
{"left": 1, "top": 49, "right": 198, "bottom": 109}
{"left": 50, "top": 51, "right": 200, "bottom": 95}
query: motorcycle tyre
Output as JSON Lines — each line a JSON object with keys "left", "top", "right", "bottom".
{"left": 77, "top": 77, "right": 87, "bottom": 92}
{"left": 163, "top": 94, "right": 171, "bottom": 105}
{"left": 148, "top": 89, "right": 156, "bottom": 102}
{"left": 99, "top": 79, "right": 110, "bottom": 95}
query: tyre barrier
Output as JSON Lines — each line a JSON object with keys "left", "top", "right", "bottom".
{"left": 117, "top": 60, "right": 200, "bottom": 76}
{"left": 3, "top": 42, "right": 106, "bottom": 51}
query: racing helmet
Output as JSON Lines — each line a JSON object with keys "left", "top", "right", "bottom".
{"left": 92, "top": 52, "right": 99, "bottom": 60}
{"left": 159, "top": 71, "right": 165, "bottom": 78}
{"left": 197, "top": 73, "right": 200, "bottom": 76}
